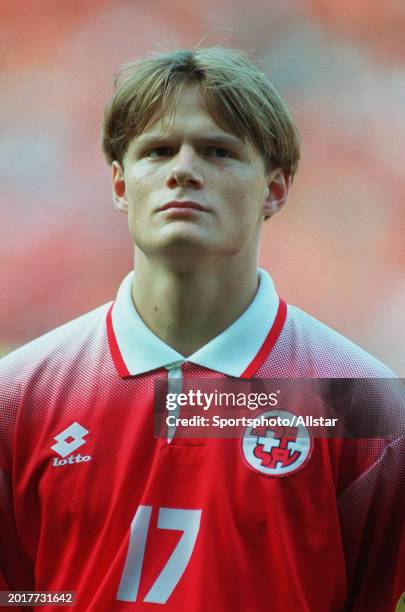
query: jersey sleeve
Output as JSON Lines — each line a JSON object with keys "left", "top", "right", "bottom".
{"left": 0, "top": 355, "right": 35, "bottom": 607}
{"left": 338, "top": 436, "right": 405, "bottom": 611}
{"left": 335, "top": 377, "right": 405, "bottom": 610}
{"left": 0, "top": 468, "right": 35, "bottom": 591}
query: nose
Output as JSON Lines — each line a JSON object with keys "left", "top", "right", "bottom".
{"left": 166, "top": 146, "right": 203, "bottom": 190}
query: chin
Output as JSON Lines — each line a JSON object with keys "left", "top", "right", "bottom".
{"left": 158, "top": 237, "right": 214, "bottom": 255}
{"left": 139, "top": 225, "right": 216, "bottom": 253}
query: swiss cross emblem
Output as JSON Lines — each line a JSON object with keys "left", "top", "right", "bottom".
{"left": 241, "top": 410, "right": 312, "bottom": 477}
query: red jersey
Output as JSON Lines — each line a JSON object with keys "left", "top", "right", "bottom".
{"left": 0, "top": 270, "right": 403, "bottom": 611}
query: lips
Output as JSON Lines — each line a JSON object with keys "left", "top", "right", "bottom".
{"left": 158, "top": 200, "right": 207, "bottom": 212}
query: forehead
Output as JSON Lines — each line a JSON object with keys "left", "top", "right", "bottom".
{"left": 134, "top": 84, "right": 245, "bottom": 144}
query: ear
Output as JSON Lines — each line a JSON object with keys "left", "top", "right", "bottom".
{"left": 111, "top": 161, "right": 128, "bottom": 213}
{"left": 262, "top": 169, "right": 291, "bottom": 219}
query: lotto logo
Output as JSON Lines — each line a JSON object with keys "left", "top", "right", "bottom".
{"left": 51, "top": 422, "right": 89, "bottom": 458}
{"left": 52, "top": 453, "right": 91, "bottom": 467}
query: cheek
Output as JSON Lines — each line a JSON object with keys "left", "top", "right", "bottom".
{"left": 126, "top": 166, "right": 168, "bottom": 208}
{"left": 125, "top": 176, "right": 153, "bottom": 214}
{"left": 227, "top": 176, "right": 265, "bottom": 215}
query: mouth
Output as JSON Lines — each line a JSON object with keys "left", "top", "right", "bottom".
{"left": 157, "top": 200, "right": 208, "bottom": 213}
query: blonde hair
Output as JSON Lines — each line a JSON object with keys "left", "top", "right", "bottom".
{"left": 102, "top": 47, "right": 300, "bottom": 177}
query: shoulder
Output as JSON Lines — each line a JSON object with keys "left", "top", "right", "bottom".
{"left": 0, "top": 302, "right": 112, "bottom": 389}
{"left": 272, "top": 302, "right": 396, "bottom": 377}
{"left": 0, "top": 303, "right": 112, "bottom": 471}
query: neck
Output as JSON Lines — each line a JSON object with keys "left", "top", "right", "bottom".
{"left": 132, "top": 251, "right": 259, "bottom": 357}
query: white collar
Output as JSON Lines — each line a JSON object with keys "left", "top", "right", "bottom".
{"left": 107, "top": 268, "right": 286, "bottom": 379}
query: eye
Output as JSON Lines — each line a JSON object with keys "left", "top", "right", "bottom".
{"left": 147, "top": 146, "right": 173, "bottom": 158}
{"left": 206, "top": 146, "right": 234, "bottom": 159}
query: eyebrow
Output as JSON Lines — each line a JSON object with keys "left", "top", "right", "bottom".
{"left": 133, "top": 132, "right": 244, "bottom": 149}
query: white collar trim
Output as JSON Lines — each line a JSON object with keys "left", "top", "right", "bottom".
{"left": 110, "top": 268, "right": 280, "bottom": 378}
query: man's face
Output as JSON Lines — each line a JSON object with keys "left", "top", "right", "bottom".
{"left": 112, "top": 84, "right": 285, "bottom": 262}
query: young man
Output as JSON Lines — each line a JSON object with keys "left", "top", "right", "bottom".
{"left": 0, "top": 48, "right": 403, "bottom": 611}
